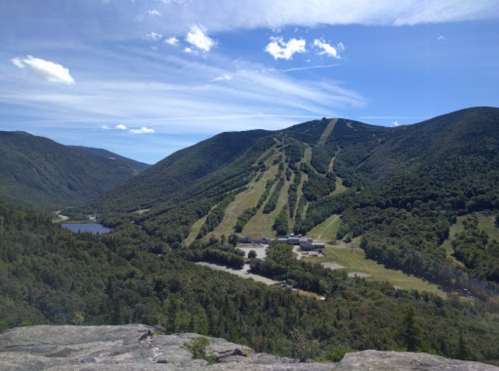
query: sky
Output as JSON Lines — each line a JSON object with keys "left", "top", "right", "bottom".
{"left": 1, "top": 0, "right": 498, "bottom": 164}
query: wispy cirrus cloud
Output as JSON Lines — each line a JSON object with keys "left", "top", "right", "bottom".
{"left": 282, "top": 64, "right": 340, "bottom": 72}
{"left": 130, "top": 0, "right": 499, "bottom": 35}
{"left": 147, "top": 10, "right": 161, "bottom": 16}
{"left": 11, "top": 55, "right": 75, "bottom": 85}
{"left": 146, "top": 32, "right": 163, "bottom": 41}
{"left": 1, "top": 47, "right": 366, "bottom": 136}
{"left": 211, "top": 74, "right": 232, "bottom": 82}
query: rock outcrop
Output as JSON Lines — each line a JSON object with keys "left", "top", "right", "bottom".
{"left": 337, "top": 350, "right": 499, "bottom": 371}
{"left": 0, "top": 325, "right": 497, "bottom": 371}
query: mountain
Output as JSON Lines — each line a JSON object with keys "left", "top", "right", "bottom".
{"left": 0, "top": 131, "right": 150, "bottom": 209}
{"left": 79, "top": 107, "right": 499, "bottom": 294}
{"left": 69, "top": 146, "right": 151, "bottom": 172}
{"left": 85, "top": 129, "right": 271, "bottom": 213}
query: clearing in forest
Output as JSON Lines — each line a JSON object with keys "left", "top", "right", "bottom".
{"left": 185, "top": 214, "right": 209, "bottom": 245}
{"left": 211, "top": 160, "right": 279, "bottom": 238}
{"left": 303, "top": 244, "right": 447, "bottom": 297}
{"left": 317, "top": 118, "right": 338, "bottom": 146}
{"left": 331, "top": 177, "right": 348, "bottom": 196}
{"left": 243, "top": 165, "right": 292, "bottom": 238}
{"left": 307, "top": 214, "right": 341, "bottom": 242}
{"left": 132, "top": 209, "right": 150, "bottom": 214}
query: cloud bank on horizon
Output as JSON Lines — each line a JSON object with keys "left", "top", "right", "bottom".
{"left": 0, "top": 0, "right": 498, "bottom": 163}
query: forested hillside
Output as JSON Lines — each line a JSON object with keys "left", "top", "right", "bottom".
{"left": 69, "top": 146, "right": 151, "bottom": 172}
{"left": 77, "top": 107, "right": 499, "bottom": 299}
{"left": 2, "top": 201, "right": 499, "bottom": 363}
{"left": 85, "top": 129, "right": 271, "bottom": 213}
{"left": 0, "top": 131, "right": 149, "bottom": 209}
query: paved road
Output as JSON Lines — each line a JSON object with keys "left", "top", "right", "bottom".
{"left": 196, "top": 262, "right": 275, "bottom": 285}
{"left": 292, "top": 246, "right": 304, "bottom": 260}
{"left": 54, "top": 210, "right": 69, "bottom": 222}
{"left": 238, "top": 244, "right": 268, "bottom": 259}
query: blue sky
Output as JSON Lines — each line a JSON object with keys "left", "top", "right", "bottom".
{"left": 1, "top": 0, "right": 498, "bottom": 164}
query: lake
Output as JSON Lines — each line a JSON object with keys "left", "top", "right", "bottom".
{"left": 61, "top": 223, "right": 113, "bottom": 234}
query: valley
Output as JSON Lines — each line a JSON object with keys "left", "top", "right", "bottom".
{"left": 2, "top": 107, "right": 499, "bottom": 364}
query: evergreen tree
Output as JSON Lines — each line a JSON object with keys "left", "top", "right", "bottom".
{"left": 403, "top": 306, "right": 423, "bottom": 352}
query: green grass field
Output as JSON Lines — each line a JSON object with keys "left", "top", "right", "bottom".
{"left": 476, "top": 213, "right": 499, "bottom": 240}
{"left": 306, "top": 214, "right": 341, "bottom": 242}
{"left": 185, "top": 214, "right": 208, "bottom": 245}
{"left": 304, "top": 146, "right": 312, "bottom": 166}
{"left": 242, "top": 164, "right": 291, "bottom": 238}
{"left": 331, "top": 177, "right": 348, "bottom": 196}
{"left": 317, "top": 118, "right": 337, "bottom": 146}
{"left": 211, "top": 148, "right": 280, "bottom": 238}
{"left": 303, "top": 245, "right": 447, "bottom": 297}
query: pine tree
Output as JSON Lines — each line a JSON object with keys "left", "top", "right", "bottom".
{"left": 403, "top": 306, "right": 423, "bottom": 352}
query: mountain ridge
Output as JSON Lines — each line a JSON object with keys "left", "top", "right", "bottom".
{"left": 0, "top": 131, "right": 150, "bottom": 209}
{"left": 71, "top": 107, "right": 499, "bottom": 298}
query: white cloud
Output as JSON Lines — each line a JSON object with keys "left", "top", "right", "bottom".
{"left": 11, "top": 55, "right": 75, "bottom": 85}
{"left": 119, "top": 0, "right": 499, "bottom": 36}
{"left": 165, "top": 36, "right": 179, "bottom": 46}
{"left": 116, "top": 124, "right": 127, "bottom": 130}
{"left": 147, "top": 10, "right": 161, "bottom": 16}
{"left": 1, "top": 47, "right": 366, "bottom": 140}
{"left": 185, "top": 25, "right": 215, "bottom": 51}
{"left": 155, "top": 0, "right": 187, "bottom": 3}
{"left": 313, "top": 39, "right": 345, "bottom": 59}
{"left": 102, "top": 125, "right": 110, "bottom": 129}
{"left": 211, "top": 74, "right": 232, "bottom": 82}
{"left": 129, "top": 127, "right": 156, "bottom": 134}
{"left": 184, "top": 47, "right": 198, "bottom": 55}
{"left": 282, "top": 64, "right": 340, "bottom": 72}
{"left": 11, "top": 58, "right": 25, "bottom": 69}
{"left": 265, "top": 37, "right": 306, "bottom": 60}
{"left": 393, "top": 121, "right": 399, "bottom": 126}
{"left": 146, "top": 32, "right": 163, "bottom": 41}
{"left": 438, "top": 35, "right": 446, "bottom": 41}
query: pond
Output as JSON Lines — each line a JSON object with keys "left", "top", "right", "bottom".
{"left": 61, "top": 223, "right": 113, "bottom": 234}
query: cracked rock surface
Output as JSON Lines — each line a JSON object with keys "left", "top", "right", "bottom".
{"left": 0, "top": 325, "right": 497, "bottom": 371}
{"left": 0, "top": 325, "right": 332, "bottom": 371}
{"left": 337, "top": 350, "right": 499, "bottom": 371}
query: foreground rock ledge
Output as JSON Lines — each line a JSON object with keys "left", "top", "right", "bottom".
{"left": 0, "top": 325, "right": 496, "bottom": 371}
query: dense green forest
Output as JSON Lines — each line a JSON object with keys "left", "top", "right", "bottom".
{"left": 2, "top": 202, "right": 499, "bottom": 363}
